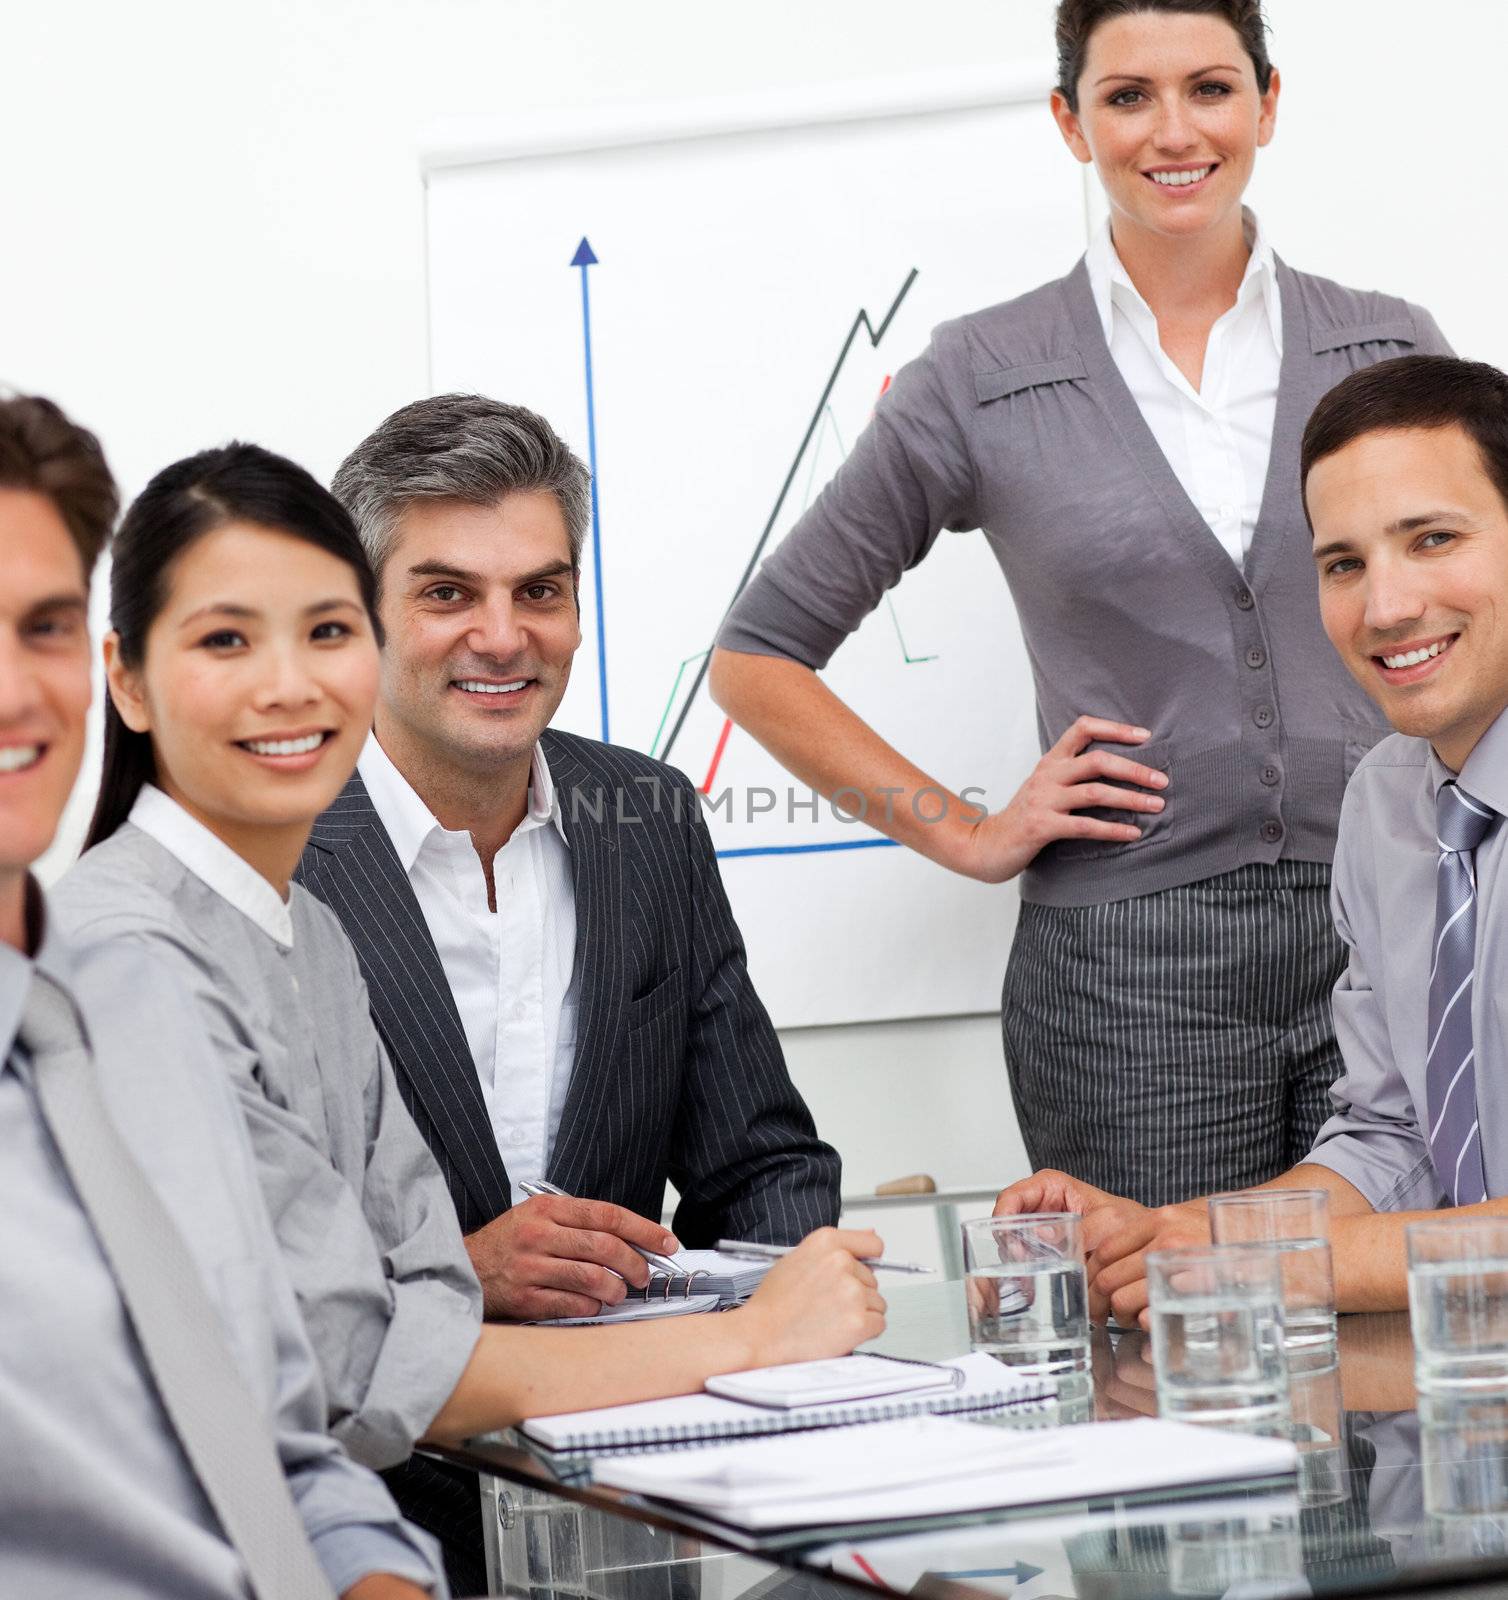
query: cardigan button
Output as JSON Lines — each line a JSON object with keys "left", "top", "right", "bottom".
{"left": 1246, "top": 646, "right": 1267, "bottom": 669}
{"left": 1260, "top": 765, "right": 1281, "bottom": 787}
{"left": 1260, "top": 819, "right": 1284, "bottom": 844}
{"left": 1234, "top": 587, "right": 1255, "bottom": 610}
{"left": 1253, "top": 706, "right": 1275, "bottom": 729}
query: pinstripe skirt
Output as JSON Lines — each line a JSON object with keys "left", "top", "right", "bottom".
{"left": 1002, "top": 861, "right": 1343, "bottom": 1207}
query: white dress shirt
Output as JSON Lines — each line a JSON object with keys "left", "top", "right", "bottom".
{"left": 1085, "top": 208, "right": 1283, "bottom": 568}
{"left": 359, "top": 734, "right": 578, "bottom": 1203}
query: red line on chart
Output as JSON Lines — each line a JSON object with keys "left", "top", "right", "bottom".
{"left": 700, "top": 718, "right": 734, "bottom": 794}
{"left": 850, "top": 1554, "right": 886, "bottom": 1587}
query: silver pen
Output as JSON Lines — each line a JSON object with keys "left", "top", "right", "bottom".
{"left": 715, "top": 1238, "right": 932, "bottom": 1275}
{"left": 519, "top": 1179, "right": 689, "bottom": 1277}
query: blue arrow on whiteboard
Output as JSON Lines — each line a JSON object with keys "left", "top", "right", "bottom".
{"left": 932, "top": 1564, "right": 1044, "bottom": 1585}
{"left": 572, "top": 234, "right": 610, "bottom": 743}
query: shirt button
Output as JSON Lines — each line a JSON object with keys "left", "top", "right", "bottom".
{"left": 1260, "top": 765, "right": 1281, "bottom": 787}
{"left": 510, "top": 1002, "right": 525, "bottom": 1022}
{"left": 509, "top": 1127, "right": 528, "bottom": 1146}
{"left": 1234, "top": 588, "right": 1255, "bottom": 611}
{"left": 1253, "top": 706, "right": 1275, "bottom": 729}
{"left": 1246, "top": 647, "right": 1267, "bottom": 670}
{"left": 289, "top": 975, "right": 300, "bottom": 995}
{"left": 1260, "top": 820, "right": 1284, "bottom": 844}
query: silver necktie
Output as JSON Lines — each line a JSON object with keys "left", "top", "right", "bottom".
{"left": 21, "top": 970, "right": 334, "bottom": 1600}
{"left": 1426, "top": 781, "right": 1496, "bottom": 1206}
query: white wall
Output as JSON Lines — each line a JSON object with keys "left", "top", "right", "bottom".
{"left": 8, "top": 0, "right": 1505, "bottom": 1204}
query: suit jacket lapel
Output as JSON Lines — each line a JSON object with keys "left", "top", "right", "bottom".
{"left": 544, "top": 733, "right": 627, "bottom": 1188}
{"left": 306, "top": 774, "right": 514, "bottom": 1223}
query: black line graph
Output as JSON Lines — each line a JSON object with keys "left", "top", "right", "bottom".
{"left": 657, "top": 267, "right": 919, "bottom": 764}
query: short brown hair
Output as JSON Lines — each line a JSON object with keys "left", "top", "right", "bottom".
{"left": 1300, "top": 356, "right": 1508, "bottom": 522}
{"left": 1055, "top": 1, "right": 1274, "bottom": 112}
{"left": 0, "top": 394, "right": 119, "bottom": 576}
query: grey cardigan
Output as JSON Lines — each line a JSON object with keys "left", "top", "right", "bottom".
{"left": 719, "top": 257, "right": 1450, "bottom": 907}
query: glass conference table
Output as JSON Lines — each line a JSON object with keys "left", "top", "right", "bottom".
{"left": 434, "top": 1280, "right": 1508, "bottom": 1600}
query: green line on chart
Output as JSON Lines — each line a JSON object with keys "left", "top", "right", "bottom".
{"left": 809, "top": 405, "right": 935, "bottom": 665}
{"left": 886, "top": 596, "right": 938, "bottom": 663}
{"left": 650, "top": 650, "right": 709, "bottom": 758}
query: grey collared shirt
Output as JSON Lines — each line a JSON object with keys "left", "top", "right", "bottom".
{"left": 54, "top": 793, "right": 483, "bottom": 1471}
{"left": 1307, "top": 709, "right": 1508, "bottom": 1208}
{"left": 0, "top": 892, "right": 444, "bottom": 1598}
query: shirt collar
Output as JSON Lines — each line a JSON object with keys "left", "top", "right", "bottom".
{"left": 1429, "top": 707, "right": 1508, "bottom": 820}
{"left": 1085, "top": 207, "right": 1282, "bottom": 356}
{"left": 357, "top": 732, "right": 569, "bottom": 875}
{"left": 128, "top": 785, "right": 294, "bottom": 948}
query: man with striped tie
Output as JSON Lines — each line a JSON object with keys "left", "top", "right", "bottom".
{"left": 995, "top": 354, "right": 1508, "bottom": 1323}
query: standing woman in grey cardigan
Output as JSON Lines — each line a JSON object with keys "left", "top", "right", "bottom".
{"left": 710, "top": 0, "right": 1451, "bottom": 1205}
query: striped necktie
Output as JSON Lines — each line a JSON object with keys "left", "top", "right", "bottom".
{"left": 1427, "top": 781, "right": 1498, "bottom": 1206}
{"left": 20, "top": 970, "right": 334, "bottom": 1600}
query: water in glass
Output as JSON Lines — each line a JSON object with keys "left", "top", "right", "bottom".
{"left": 966, "top": 1257, "right": 1090, "bottom": 1379}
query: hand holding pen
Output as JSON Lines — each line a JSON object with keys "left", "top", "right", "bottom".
{"left": 464, "top": 1179, "right": 683, "bottom": 1322}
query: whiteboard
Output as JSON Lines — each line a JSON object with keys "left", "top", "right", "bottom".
{"left": 424, "top": 70, "right": 1090, "bottom": 1027}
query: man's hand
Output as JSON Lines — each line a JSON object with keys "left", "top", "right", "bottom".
{"left": 343, "top": 1575, "right": 433, "bottom": 1599}
{"left": 993, "top": 1168, "right": 1116, "bottom": 1218}
{"left": 993, "top": 1169, "right": 1157, "bottom": 1324}
{"left": 465, "top": 1196, "right": 681, "bottom": 1321}
{"left": 1090, "top": 1201, "right": 1209, "bottom": 1329}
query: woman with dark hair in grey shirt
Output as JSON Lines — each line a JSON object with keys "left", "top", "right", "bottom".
{"left": 710, "top": 0, "right": 1450, "bottom": 1205}
{"left": 53, "top": 439, "right": 887, "bottom": 1594}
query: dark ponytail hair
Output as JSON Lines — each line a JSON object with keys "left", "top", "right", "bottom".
{"left": 85, "top": 442, "right": 380, "bottom": 850}
{"left": 1055, "top": 0, "right": 1274, "bottom": 112}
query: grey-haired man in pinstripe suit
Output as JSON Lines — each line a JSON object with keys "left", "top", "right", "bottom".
{"left": 299, "top": 395, "right": 839, "bottom": 1328}
{"left": 997, "top": 357, "right": 1508, "bottom": 1329}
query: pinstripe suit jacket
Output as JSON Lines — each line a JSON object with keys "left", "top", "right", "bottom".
{"left": 296, "top": 729, "right": 840, "bottom": 1243}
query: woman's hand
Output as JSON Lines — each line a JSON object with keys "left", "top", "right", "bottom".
{"left": 737, "top": 1227, "right": 887, "bottom": 1365}
{"left": 950, "top": 716, "right": 1169, "bottom": 884}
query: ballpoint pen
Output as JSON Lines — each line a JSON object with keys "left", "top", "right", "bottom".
{"left": 519, "top": 1178, "right": 689, "bottom": 1277}
{"left": 715, "top": 1239, "right": 932, "bottom": 1275}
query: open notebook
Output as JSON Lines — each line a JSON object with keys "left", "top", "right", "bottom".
{"left": 521, "top": 1352, "right": 1051, "bottom": 1451}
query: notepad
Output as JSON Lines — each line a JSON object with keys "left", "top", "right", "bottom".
{"left": 520, "top": 1352, "right": 1050, "bottom": 1451}
{"left": 706, "top": 1355, "right": 961, "bottom": 1409}
{"left": 592, "top": 1414, "right": 1298, "bottom": 1532}
{"left": 621, "top": 1249, "right": 773, "bottom": 1305}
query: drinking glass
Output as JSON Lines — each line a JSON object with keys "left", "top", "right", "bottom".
{"left": 1408, "top": 1218, "right": 1508, "bottom": 1392}
{"left": 1209, "top": 1189, "right": 1336, "bottom": 1352}
{"left": 1147, "top": 1244, "right": 1289, "bottom": 1430}
{"left": 962, "top": 1213, "right": 1090, "bottom": 1380}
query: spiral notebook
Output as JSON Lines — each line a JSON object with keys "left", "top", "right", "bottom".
{"left": 620, "top": 1249, "right": 773, "bottom": 1305}
{"left": 520, "top": 1352, "right": 1052, "bottom": 1452}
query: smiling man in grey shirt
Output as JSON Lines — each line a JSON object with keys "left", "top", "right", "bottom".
{"left": 998, "top": 354, "right": 1508, "bottom": 1320}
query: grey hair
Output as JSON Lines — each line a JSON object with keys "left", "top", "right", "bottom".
{"left": 331, "top": 393, "right": 592, "bottom": 580}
